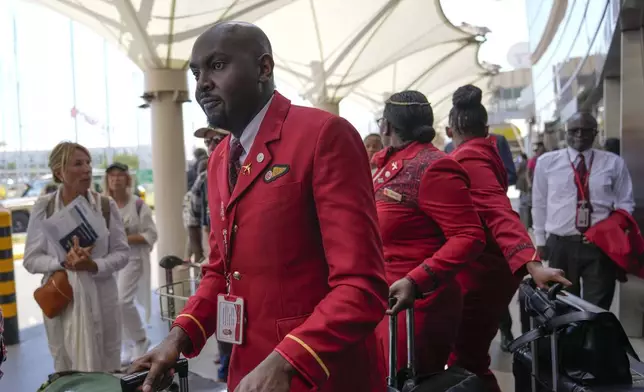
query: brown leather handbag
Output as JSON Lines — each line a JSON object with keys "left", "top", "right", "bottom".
{"left": 34, "top": 270, "right": 73, "bottom": 319}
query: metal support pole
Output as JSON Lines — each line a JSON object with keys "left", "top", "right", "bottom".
{"left": 0, "top": 208, "right": 17, "bottom": 345}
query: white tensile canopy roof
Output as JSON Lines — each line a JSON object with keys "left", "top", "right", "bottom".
{"left": 28, "top": 0, "right": 495, "bottom": 118}
{"left": 352, "top": 43, "right": 499, "bottom": 128}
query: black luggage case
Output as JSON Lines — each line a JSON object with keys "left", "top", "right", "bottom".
{"left": 386, "top": 298, "right": 485, "bottom": 392}
{"left": 510, "top": 280, "right": 644, "bottom": 392}
{"left": 121, "top": 358, "right": 189, "bottom": 392}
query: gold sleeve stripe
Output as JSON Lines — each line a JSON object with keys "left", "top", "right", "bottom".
{"left": 285, "top": 334, "right": 330, "bottom": 378}
{"left": 176, "top": 314, "right": 207, "bottom": 343}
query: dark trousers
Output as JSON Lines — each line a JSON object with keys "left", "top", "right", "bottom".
{"left": 547, "top": 234, "right": 617, "bottom": 310}
{"left": 499, "top": 308, "right": 512, "bottom": 336}
{"left": 499, "top": 296, "right": 531, "bottom": 337}
{"left": 218, "top": 341, "right": 233, "bottom": 381}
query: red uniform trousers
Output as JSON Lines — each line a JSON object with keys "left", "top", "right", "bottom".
{"left": 377, "top": 260, "right": 463, "bottom": 375}
{"left": 447, "top": 257, "right": 520, "bottom": 392}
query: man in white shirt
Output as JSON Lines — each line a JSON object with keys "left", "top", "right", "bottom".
{"left": 532, "top": 112, "right": 634, "bottom": 309}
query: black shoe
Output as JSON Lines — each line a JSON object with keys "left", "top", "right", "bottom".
{"left": 500, "top": 330, "right": 514, "bottom": 352}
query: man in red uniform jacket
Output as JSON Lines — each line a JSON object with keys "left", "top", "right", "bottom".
{"left": 128, "top": 22, "right": 389, "bottom": 392}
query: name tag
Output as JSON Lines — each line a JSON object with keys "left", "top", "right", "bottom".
{"left": 216, "top": 294, "right": 245, "bottom": 345}
{"left": 576, "top": 202, "right": 590, "bottom": 229}
{"left": 383, "top": 188, "right": 403, "bottom": 202}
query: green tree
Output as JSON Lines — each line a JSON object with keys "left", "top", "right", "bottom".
{"left": 101, "top": 152, "right": 140, "bottom": 170}
{"left": 7, "top": 162, "right": 16, "bottom": 170}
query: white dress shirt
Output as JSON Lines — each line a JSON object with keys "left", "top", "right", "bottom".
{"left": 230, "top": 95, "right": 274, "bottom": 165}
{"left": 531, "top": 147, "right": 634, "bottom": 246}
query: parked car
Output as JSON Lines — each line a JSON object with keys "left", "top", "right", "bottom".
{"left": 0, "top": 170, "right": 105, "bottom": 233}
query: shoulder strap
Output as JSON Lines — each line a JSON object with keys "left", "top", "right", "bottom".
{"left": 100, "top": 196, "right": 110, "bottom": 228}
{"left": 507, "top": 312, "right": 600, "bottom": 353}
{"left": 46, "top": 195, "right": 55, "bottom": 218}
{"left": 507, "top": 311, "right": 638, "bottom": 357}
{"left": 135, "top": 198, "right": 143, "bottom": 216}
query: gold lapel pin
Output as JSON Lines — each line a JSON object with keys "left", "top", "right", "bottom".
{"left": 242, "top": 163, "right": 252, "bottom": 175}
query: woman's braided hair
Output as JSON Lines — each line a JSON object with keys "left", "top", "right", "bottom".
{"left": 448, "top": 84, "right": 488, "bottom": 138}
{"left": 383, "top": 90, "right": 436, "bottom": 143}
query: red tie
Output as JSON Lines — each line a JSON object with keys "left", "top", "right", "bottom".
{"left": 575, "top": 154, "right": 591, "bottom": 232}
{"left": 228, "top": 139, "right": 244, "bottom": 194}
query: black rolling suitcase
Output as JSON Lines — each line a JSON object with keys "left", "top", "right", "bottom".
{"left": 509, "top": 279, "right": 644, "bottom": 392}
{"left": 386, "top": 298, "right": 485, "bottom": 392}
{"left": 121, "top": 358, "right": 189, "bottom": 392}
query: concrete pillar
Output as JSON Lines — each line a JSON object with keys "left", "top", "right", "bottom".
{"left": 316, "top": 100, "right": 340, "bottom": 115}
{"left": 143, "top": 69, "right": 190, "bottom": 288}
{"left": 620, "top": 29, "right": 644, "bottom": 203}
{"left": 603, "top": 77, "right": 621, "bottom": 141}
{"left": 616, "top": 27, "right": 644, "bottom": 337}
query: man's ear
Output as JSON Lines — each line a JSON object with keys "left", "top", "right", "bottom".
{"left": 258, "top": 53, "right": 274, "bottom": 83}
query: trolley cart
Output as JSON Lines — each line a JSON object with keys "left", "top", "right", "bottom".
{"left": 386, "top": 298, "right": 484, "bottom": 392}
{"left": 121, "top": 358, "right": 189, "bottom": 392}
{"left": 157, "top": 255, "right": 204, "bottom": 329}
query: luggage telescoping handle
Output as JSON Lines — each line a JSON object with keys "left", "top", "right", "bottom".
{"left": 388, "top": 298, "right": 398, "bottom": 388}
{"left": 406, "top": 306, "right": 416, "bottom": 378}
{"left": 121, "top": 358, "right": 189, "bottom": 392}
{"left": 387, "top": 297, "right": 416, "bottom": 389}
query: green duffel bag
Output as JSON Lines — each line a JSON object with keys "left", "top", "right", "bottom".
{"left": 37, "top": 371, "right": 122, "bottom": 392}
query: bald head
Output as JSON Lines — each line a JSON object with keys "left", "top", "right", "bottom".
{"left": 198, "top": 21, "right": 272, "bottom": 59}
{"left": 190, "top": 21, "right": 275, "bottom": 137}
{"left": 566, "top": 112, "right": 598, "bottom": 152}
{"left": 567, "top": 112, "right": 597, "bottom": 130}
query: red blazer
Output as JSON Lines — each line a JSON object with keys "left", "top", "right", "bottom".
{"left": 372, "top": 142, "right": 486, "bottom": 291}
{"left": 450, "top": 137, "right": 538, "bottom": 278}
{"left": 584, "top": 209, "right": 644, "bottom": 281}
{"left": 173, "top": 93, "right": 388, "bottom": 392}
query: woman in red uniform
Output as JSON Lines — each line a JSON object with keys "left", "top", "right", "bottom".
{"left": 446, "top": 84, "right": 571, "bottom": 391}
{"left": 373, "top": 90, "right": 487, "bottom": 375}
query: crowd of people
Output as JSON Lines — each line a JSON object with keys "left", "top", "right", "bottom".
{"left": 0, "top": 20, "right": 635, "bottom": 392}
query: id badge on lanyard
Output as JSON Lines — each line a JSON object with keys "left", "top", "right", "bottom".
{"left": 216, "top": 294, "right": 245, "bottom": 345}
{"left": 576, "top": 200, "right": 590, "bottom": 229}
{"left": 218, "top": 201, "right": 245, "bottom": 345}
{"left": 571, "top": 151, "right": 594, "bottom": 231}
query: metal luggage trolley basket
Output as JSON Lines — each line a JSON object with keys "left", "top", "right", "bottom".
{"left": 156, "top": 256, "right": 205, "bottom": 328}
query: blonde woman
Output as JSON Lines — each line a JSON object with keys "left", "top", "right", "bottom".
{"left": 23, "top": 142, "right": 129, "bottom": 372}
{"left": 104, "top": 162, "right": 157, "bottom": 365}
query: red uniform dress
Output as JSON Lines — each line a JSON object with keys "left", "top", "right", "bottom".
{"left": 173, "top": 93, "right": 389, "bottom": 392}
{"left": 372, "top": 142, "right": 486, "bottom": 375}
{"left": 448, "top": 137, "right": 538, "bottom": 392}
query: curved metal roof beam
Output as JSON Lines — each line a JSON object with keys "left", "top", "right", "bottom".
{"left": 530, "top": 0, "right": 568, "bottom": 65}
{"left": 324, "top": 38, "right": 475, "bottom": 96}
{"left": 49, "top": 0, "right": 121, "bottom": 34}
{"left": 113, "top": 0, "right": 162, "bottom": 68}
{"left": 327, "top": 0, "right": 490, "bottom": 100}
{"left": 328, "top": 2, "right": 398, "bottom": 99}
{"left": 174, "top": 0, "right": 291, "bottom": 69}
{"left": 403, "top": 41, "right": 472, "bottom": 90}
{"left": 325, "top": 0, "right": 400, "bottom": 78}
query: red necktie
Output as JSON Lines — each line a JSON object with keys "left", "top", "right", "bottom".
{"left": 228, "top": 139, "right": 244, "bottom": 194}
{"left": 575, "top": 154, "right": 591, "bottom": 232}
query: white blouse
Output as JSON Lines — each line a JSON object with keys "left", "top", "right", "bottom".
{"left": 23, "top": 190, "right": 130, "bottom": 279}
